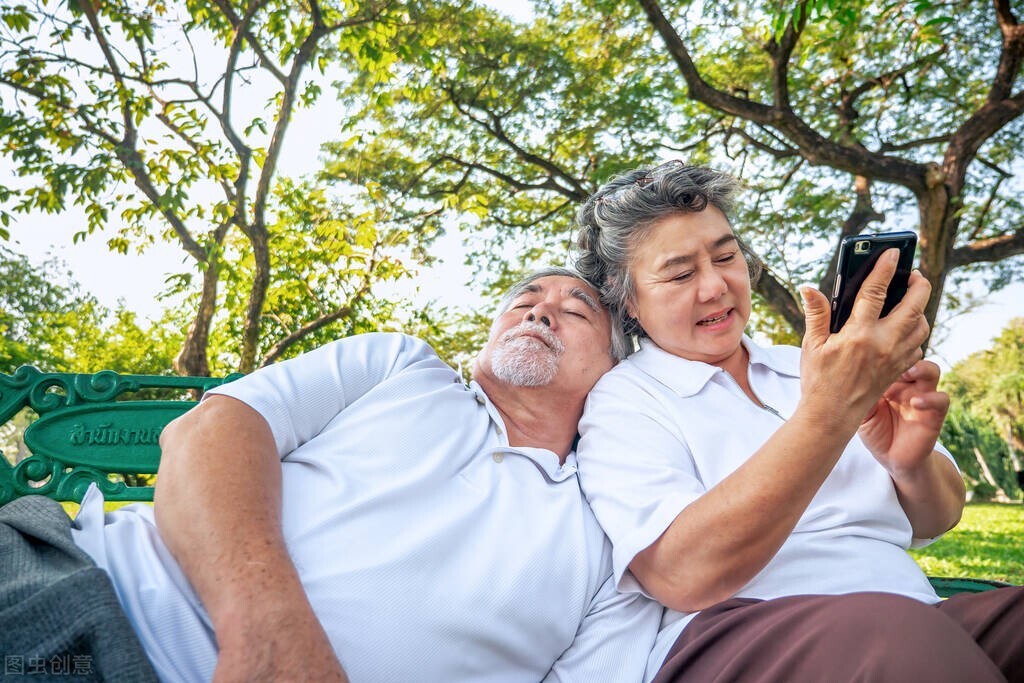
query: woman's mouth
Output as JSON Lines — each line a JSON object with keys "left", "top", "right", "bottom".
{"left": 697, "top": 310, "right": 730, "bottom": 326}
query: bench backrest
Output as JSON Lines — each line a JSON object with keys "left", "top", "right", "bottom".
{"left": 0, "top": 366, "right": 239, "bottom": 505}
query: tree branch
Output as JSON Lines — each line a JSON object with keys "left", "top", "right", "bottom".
{"left": 260, "top": 273, "right": 375, "bottom": 366}
{"left": 753, "top": 267, "right": 805, "bottom": 337}
{"left": 209, "top": 0, "right": 287, "bottom": 84}
{"left": 970, "top": 159, "right": 1012, "bottom": 240}
{"left": 818, "top": 175, "right": 884, "bottom": 293}
{"left": 77, "top": 0, "right": 136, "bottom": 149}
{"left": 944, "top": 0, "right": 1024, "bottom": 180}
{"left": 634, "top": 0, "right": 929, "bottom": 189}
{"left": 838, "top": 48, "right": 946, "bottom": 132}
{"left": 877, "top": 134, "right": 952, "bottom": 153}
{"left": 443, "top": 85, "right": 590, "bottom": 201}
{"left": 487, "top": 199, "right": 573, "bottom": 232}
{"left": 949, "top": 228, "right": 1024, "bottom": 267}
{"left": 437, "top": 155, "right": 580, "bottom": 198}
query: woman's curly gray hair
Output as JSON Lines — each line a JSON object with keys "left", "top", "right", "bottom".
{"left": 574, "top": 162, "right": 762, "bottom": 340}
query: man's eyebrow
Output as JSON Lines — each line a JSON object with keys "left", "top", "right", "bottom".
{"left": 657, "top": 234, "right": 738, "bottom": 272}
{"left": 508, "top": 283, "right": 541, "bottom": 303}
{"left": 569, "top": 287, "right": 600, "bottom": 313}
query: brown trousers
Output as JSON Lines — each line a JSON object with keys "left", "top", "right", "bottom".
{"left": 653, "top": 588, "right": 1024, "bottom": 683}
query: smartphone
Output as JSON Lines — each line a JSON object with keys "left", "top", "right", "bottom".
{"left": 829, "top": 231, "right": 917, "bottom": 333}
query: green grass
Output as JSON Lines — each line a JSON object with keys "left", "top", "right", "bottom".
{"left": 910, "top": 503, "right": 1024, "bottom": 584}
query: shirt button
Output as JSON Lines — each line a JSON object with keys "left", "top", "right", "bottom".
{"left": 494, "top": 425, "right": 503, "bottom": 437}
{"left": 492, "top": 452, "right": 505, "bottom": 463}
{"left": 475, "top": 394, "right": 486, "bottom": 405}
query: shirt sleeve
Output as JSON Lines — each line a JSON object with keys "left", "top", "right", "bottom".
{"left": 542, "top": 567, "right": 662, "bottom": 683}
{"left": 577, "top": 368, "right": 705, "bottom": 595}
{"left": 203, "top": 333, "right": 441, "bottom": 457}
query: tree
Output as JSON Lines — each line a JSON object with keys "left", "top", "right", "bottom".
{"left": 0, "top": 0, "right": 431, "bottom": 375}
{"left": 941, "top": 318, "right": 1024, "bottom": 501}
{"left": 0, "top": 245, "right": 103, "bottom": 373}
{"left": 0, "top": 245, "right": 178, "bottom": 375}
{"left": 323, "top": 0, "right": 1024, "bottom": 344}
{"left": 944, "top": 318, "right": 1024, "bottom": 453}
{"left": 323, "top": 0, "right": 677, "bottom": 297}
{"left": 941, "top": 407, "right": 1020, "bottom": 502}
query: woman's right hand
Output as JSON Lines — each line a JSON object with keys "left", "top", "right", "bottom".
{"left": 797, "top": 248, "right": 931, "bottom": 434}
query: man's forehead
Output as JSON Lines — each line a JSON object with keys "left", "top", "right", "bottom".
{"left": 516, "top": 276, "right": 604, "bottom": 313}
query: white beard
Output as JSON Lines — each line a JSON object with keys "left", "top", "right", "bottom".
{"left": 489, "top": 322, "right": 565, "bottom": 387}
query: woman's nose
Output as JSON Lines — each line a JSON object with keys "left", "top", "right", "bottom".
{"left": 697, "top": 269, "right": 728, "bottom": 301}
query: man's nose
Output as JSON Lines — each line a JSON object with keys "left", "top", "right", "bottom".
{"left": 524, "top": 305, "right": 552, "bottom": 327}
{"left": 526, "top": 312, "right": 551, "bottom": 327}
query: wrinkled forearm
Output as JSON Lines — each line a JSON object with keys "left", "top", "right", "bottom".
{"left": 154, "top": 395, "right": 290, "bottom": 624}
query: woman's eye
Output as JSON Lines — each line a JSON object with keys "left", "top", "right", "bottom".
{"left": 566, "top": 310, "right": 586, "bottom": 318}
{"left": 671, "top": 272, "right": 694, "bottom": 282}
{"left": 716, "top": 253, "right": 737, "bottom": 263}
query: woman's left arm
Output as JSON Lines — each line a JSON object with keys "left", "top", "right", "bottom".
{"left": 858, "top": 360, "right": 965, "bottom": 538}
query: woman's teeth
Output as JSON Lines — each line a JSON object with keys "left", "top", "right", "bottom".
{"left": 698, "top": 312, "right": 728, "bottom": 326}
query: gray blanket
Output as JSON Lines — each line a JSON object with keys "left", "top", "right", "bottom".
{"left": 0, "top": 495, "right": 158, "bottom": 682}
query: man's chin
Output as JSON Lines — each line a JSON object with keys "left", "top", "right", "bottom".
{"left": 489, "top": 358, "right": 558, "bottom": 387}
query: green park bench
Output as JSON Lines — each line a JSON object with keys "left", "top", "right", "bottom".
{"left": 0, "top": 365, "right": 240, "bottom": 504}
{"left": 0, "top": 365, "right": 1011, "bottom": 599}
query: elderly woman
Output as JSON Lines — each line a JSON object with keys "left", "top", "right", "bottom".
{"left": 575, "top": 161, "right": 1024, "bottom": 683}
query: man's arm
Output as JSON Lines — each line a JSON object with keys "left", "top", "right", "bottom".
{"left": 154, "top": 395, "right": 348, "bottom": 683}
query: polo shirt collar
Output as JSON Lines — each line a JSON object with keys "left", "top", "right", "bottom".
{"left": 469, "top": 380, "right": 578, "bottom": 482}
{"left": 629, "top": 335, "right": 800, "bottom": 398}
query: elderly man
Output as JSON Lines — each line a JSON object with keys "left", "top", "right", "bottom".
{"left": 67, "top": 267, "right": 658, "bottom": 681}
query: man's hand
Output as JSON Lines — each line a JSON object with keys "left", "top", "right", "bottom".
{"left": 859, "top": 360, "right": 949, "bottom": 472}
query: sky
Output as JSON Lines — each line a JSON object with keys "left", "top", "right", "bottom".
{"left": 3, "top": 0, "right": 1022, "bottom": 372}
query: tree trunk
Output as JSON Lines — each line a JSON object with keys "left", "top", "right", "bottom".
{"left": 237, "top": 230, "right": 270, "bottom": 373}
{"left": 174, "top": 262, "right": 220, "bottom": 377}
{"left": 914, "top": 165, "right": 952, "bottom": 348}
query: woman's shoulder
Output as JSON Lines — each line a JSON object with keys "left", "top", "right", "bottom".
{"left": 588, "top": 344, "right": 710, "bottom": 408}
{"left": 745, "top": 338, "right": 802, "bottom": 377}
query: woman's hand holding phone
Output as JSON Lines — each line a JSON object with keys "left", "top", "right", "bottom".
{"left": 799, "top": 247, "right": 932, "bottom": 434}
{"left": 830, "top": 231, "right": 917, "bottom": 333}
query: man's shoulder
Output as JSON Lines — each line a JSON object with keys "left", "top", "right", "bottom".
{"left": 315, "top": 332, "right": 447, "bottom": 368}
{"left": 231, "top": 333, "right": 453, "bottom": 391}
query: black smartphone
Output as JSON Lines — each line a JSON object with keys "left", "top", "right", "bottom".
{"left": 829, "top": 231, "right": 917, "bottom": 333}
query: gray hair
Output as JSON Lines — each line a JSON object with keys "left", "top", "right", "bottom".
{"left": 499, "top": 266, "right": 631, "bottom": 361}
{"left": 574, "top": 162, "right": 762, "bottom": 338}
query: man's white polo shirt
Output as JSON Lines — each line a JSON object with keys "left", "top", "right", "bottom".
{"left": 578, "top": 336, "right": 954, "bottom": 679}
{"left": 72, "top": 333, "right": 659, "bottom": 682}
